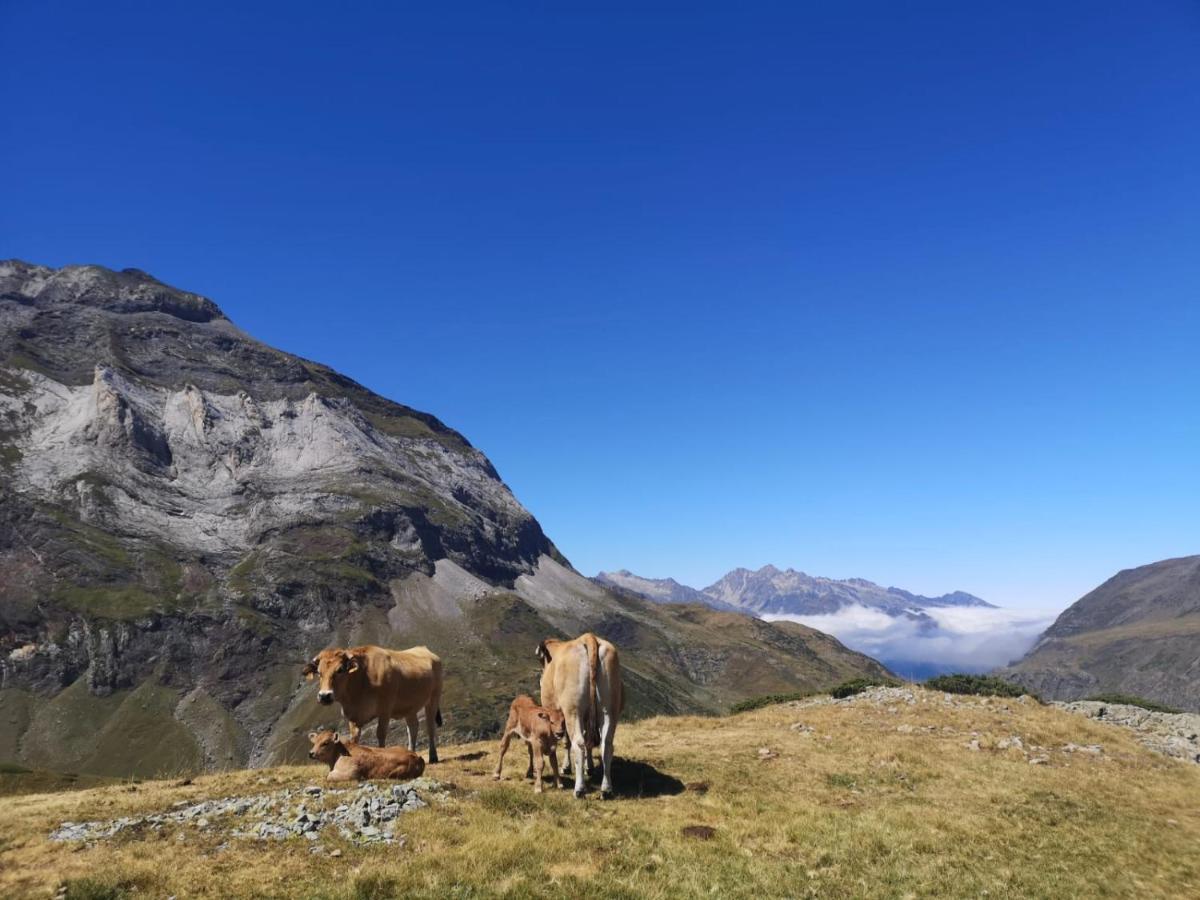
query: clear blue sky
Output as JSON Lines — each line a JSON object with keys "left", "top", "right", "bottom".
{"left": 4, "top": 2, "right": 1198, "bottom": 612}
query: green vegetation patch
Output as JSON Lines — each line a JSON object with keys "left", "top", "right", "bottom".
{"left": 729, "top": 691, "right": 816, "bottom": 714}
{"left": 1084, "top": 693, "right": 1181, "bottom": 714}
{"left": 830, "top": 676, "right": 899, "bottom": 699}
{"left": 53, "top": 584, "right": 164, "bottom": 620}
{"left": 924, "top": 674, "right": 1031, "bottom": 699}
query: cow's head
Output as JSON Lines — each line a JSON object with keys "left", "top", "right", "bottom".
{"left": 307, "top": 729, "right": 349, "bottom": 766}
{"left": 535, "top": 639, "right": 554, "bottom": 667}
{"left": 304, "top": 648, "right": 363, "bottom": 705}
{"left": 538, "top": 706, "right": 568, "bottom": 743}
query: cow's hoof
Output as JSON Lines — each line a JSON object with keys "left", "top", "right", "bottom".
{"left": 574, "top": 789, "right": 586, "bottom": 799}
{"left": 492, "top": 774, "right": 501, "bottom": 781}
{"left": 428, "top": 755, "right": 438, "bottom": 764}
{"left": 601, "top": 789, "right": 614, "bottom": 800}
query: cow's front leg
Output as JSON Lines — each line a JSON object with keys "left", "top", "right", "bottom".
{"left": 548, "top": 747, "right": 561, "bottom": 789}
{"left": 425, "top": 701, "right": 439, "bottom": 763}
{"left": 348, "top": 720, "right": 363, "bottom": 745}
{"left": 406, "top": 715, "right": 420, "bottom": 752}
{"left": 525, "top": 742, "right": 534, "bottom": 779}
{"left": 376, "top": 715, "right": 390, "bottom": 748}
{"left": 532, "top": 745, "right": 545, "bottom": 793}
{"left": 494, "top": 731, "right": 514, "bottom": 781}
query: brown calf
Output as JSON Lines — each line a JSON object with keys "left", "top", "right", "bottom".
{"left": 308, "top": 729, "right": 426, "bottom": 782}
{"left": 493, "top": 695, "right": 568, "bottom": 793}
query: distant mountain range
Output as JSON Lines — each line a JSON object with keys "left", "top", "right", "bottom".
{"left": 596, "top": 564, "right": 992, "bottom": 621}
{"left": 1000, "top": 555, "right": 1200, "bottom": 712}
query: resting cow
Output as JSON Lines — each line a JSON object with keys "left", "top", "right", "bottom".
{"left": 536, "top": 632, "right": 623, "bottom": 798}
{"left": 308, "top": 729, "right": 425, "bottom": 781}
{"left": 493, "top": 694, "right": 567, "bottom": 793}
{"left": 303, "top": 644, "right": 444, "bottom": 763}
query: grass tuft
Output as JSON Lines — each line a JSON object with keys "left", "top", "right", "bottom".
{"left": 353, "top": 873, "right": 401, "bottom": 900}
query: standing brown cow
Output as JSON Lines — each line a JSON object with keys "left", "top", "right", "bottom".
{"left": 303, "top": 644, "right": 443, "bottom": 763}
{"left": 536, "top": 632, "right": 622, "bottom": 798}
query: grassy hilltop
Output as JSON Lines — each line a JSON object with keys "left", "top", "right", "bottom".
{"left": 1, "top": 687, "right": 1197, "bottom": 899}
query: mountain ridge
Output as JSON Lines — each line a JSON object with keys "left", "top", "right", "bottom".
{"left": 597, "top": 564, "right": 991, "bottom": 619}
{"left": 999, "top": 554, "right": 1200, "bottom": 712}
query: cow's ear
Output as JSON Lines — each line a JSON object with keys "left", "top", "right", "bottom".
{"left": 535, "top": 641, "right": 551, "bottom": 664}
{"left": 302, "top": 659, "right": 318, "bottom": 680}
{"left": 332, "top": 733, "right": 342, "bottom": 744}
{"left": 307, "top": 731, "right": 318, "bottom": 741}
{"left": 345, "top": 652, "right": 362, "bottom": 674}
{"left": 537, "top": 711, "right": 549, "bottom": 720}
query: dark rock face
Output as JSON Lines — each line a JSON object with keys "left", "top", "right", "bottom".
{"left": 999, "top": 555, "right": 1200, "bottom": 712}
{"left": 0, "top": 261, "right": 888, "bottom": 776}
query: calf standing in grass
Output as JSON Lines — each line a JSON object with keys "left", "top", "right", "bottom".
{"left": 493, "top": 695, "right": 567, "bottom": 793}
{"left": 308, "top": 729, "right": 425, "bottom": 782}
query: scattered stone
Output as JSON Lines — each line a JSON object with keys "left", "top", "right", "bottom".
{"left": 49, "top": 780, "right": 443, "bottom": 846}
{"left": 330, "top": 849, "right": 343, "bottom": 858}
{"left": 896, "top": 724, "right": 914, "bottom": 734}
{"left": 685, "top": 781, "right": 710, "bottom": 794}
{"left": 996, "top": 736, "right": 1024, "bottom": 751}
{"left": 757, "top": 747, "right": 778, "bottom": 760}
{"left": 1029, "top": 756, "right": 1049, "bottom": 766}
{"left": 790, "top": 722, "right": 814, "bottom": 734}
{"left": 682, "top": 825, "right": 716, "bottom": 840}
{"left": 965, "top": 740, "right": 981, "bottom": 752}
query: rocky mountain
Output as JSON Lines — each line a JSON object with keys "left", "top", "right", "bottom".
{"left": 593, "top": 570, "right": 740, "bottom": 612}
{"left": 702, "top": 565, "right": 992, "bottom": 618}
{"left": 1000, "top": 555, "right": 1200, "bottom": 712}
{"left": 601, "top": 564, "right": 991, "bottom": 625}
{"left": 0, "top": 260, "right": 889, "bottom": 778}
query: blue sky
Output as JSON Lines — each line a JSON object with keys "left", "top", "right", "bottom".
{"left": 3, "top": 2, "right": 1198, "bottom": 612}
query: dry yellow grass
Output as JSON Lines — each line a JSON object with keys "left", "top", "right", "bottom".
{"left": 1, "top": 689, "right": 1198, "bottom": 899}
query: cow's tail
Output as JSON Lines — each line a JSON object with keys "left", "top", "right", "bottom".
{"left": 436, "top": 708, "right": 443, "bottom": 727}
{"left": 585, "top": 632, "right": 600, "bottom": 743}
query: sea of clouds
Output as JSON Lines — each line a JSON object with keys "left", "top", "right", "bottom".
{"left": 763, "top": 605, "right": 1057, "bottom": 678}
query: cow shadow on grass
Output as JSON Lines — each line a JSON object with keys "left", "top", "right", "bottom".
{"left": 582, "top": 756, "right": 684, "bottom": 799}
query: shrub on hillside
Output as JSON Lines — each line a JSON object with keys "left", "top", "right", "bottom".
{"left": 924, "top": 674, "right": 1029, "bottom": 698}
{"left": 830, "top": 677, "right": 897, "bottom": 699}
{"left": 729, "top": 691, "right": 815, "bottom": 714}
{"left": 1084, "top": 693, "right": 1181, "bottom": 714}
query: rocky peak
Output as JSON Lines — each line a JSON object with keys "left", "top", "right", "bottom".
{"left": 1, "top": 260, "right": 227, "bottom": 323}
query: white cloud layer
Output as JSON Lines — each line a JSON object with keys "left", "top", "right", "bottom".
{"left": 763, "top": 605, "right": 1056, "bottom": 676}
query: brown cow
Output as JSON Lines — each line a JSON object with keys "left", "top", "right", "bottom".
{"left": 302, "top": 644, "right": 443, "bottom": 763}
{"left": 493, "top": 694, "right": 567, "bottom": 793}
{"left": 308, "top": 729, "right": 425, "bottom": 781}
{"left": 536, "top": 632, "right": 623, "bottom": 798}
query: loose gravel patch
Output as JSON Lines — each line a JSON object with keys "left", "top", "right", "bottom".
{"left": 50, "top": 778, "right": 447, "bottom": 847}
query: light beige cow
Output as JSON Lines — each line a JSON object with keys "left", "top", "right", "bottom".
{"left": 303, "top": 644, "right": 443, "bottom": 762}
{"left": 536, "top": 632, "right": 623, "bottom": 798}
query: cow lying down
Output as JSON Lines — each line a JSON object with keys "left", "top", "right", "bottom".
{"left": 308, "top": 730, "right": 425, "bottom": 782}
{"left": 494, "top": 695, "right": 567, "bottom": 793}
